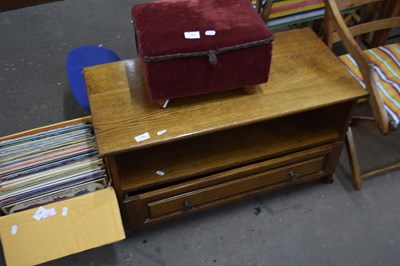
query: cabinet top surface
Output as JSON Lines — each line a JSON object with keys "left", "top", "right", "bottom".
{"left": 85, "top": 28, "right": 367, "bottom": 156}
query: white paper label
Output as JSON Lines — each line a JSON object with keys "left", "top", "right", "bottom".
{"left": 157, "top": 129, "right": 167, "bottom": 136}
{"left": 184, "top": 31, "right": 200, "bottom": 39}
{"left": 135, "top": 132, "right": 151, "bottom": 142}
{"left": 162, "top": 99, "right": 170, "bottom": 109}
{"left": 42, "top": 208, "right": 56, "bottom": 218}
{"left": 156, "top": 170, "right": 165, "bottom": 176}
{"left": 33, "top": 206, "right": 56, "bottom": 220}
{"left": 62, "top": 207, "right": 69, "bottom": 216}
{"left": 11, "top": 225, "right": 17, "bottom": 235}
{"left": 205, "top": 30, "right": 216, "bottom": 36}
{"left": 33, "top": 206, "right": 46, "bottom": 221}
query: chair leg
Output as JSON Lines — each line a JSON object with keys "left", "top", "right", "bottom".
{"left": 345, "top": 128, "right": 363, "bottom": 190}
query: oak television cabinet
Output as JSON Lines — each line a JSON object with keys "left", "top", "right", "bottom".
{"left": 84, "top": 28, "right": 367, "bottom": 234}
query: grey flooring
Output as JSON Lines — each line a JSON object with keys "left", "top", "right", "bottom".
{"left": 1, "top": 1, "right": 400, "bottom": 265}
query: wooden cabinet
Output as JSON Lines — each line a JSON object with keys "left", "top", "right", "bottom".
{"left": 84, "top": 28, "right": 368, "bottom": 234}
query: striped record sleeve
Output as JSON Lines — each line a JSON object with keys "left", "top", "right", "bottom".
{"left": 252, "top": 0, "right": 324, "bottom": 28}
{"left": 251, "top": 0, "right": 361, "bottom": 29}
{"left": 339, "top": 43, "right": 400, "bottom": 128}
{"left": 267, "top": 0, "right": 324, "bottom": 28}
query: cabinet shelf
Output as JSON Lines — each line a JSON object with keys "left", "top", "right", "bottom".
{"left": 115, "top": 109, "right": 341, "bottom": 193}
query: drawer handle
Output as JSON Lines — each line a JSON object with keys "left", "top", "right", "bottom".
{"left": 288, "top": 171, "right": 301, "bottom": 180}
{"left": 182, "top": 200, "right": 192, "bottom": 211}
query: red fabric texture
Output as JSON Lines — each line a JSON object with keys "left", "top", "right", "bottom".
{"left": 132, "top": 0, "right": 273, "bottom": 101}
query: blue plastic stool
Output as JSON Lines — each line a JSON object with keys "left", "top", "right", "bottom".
{"left": 67, "top": 46, "right": 120, "bottom": 111}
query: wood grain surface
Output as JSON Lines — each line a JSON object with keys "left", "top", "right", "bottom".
{"left": 84, "top": 28, "right": 367, "bottom": 156}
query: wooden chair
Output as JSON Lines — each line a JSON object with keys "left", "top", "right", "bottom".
{"left": 323, "top": 0, "right": 400, "bottom": 189}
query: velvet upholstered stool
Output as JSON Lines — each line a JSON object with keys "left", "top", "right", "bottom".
{"left": 131, "top": 0, "right": 274, "bottom": 106}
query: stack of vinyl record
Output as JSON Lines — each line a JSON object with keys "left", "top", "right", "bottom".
{"left": 0, "top": 122, "right": 108, "bottom": 215}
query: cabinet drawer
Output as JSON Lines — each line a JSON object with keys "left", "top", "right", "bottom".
{"left": 147, "top": 156, "right": 325, "bottom": 218}
{"left": 122, "top": 142, "right": 342, "bottom": 232}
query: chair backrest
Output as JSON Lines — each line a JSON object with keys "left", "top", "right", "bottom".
{"left": 323, "top": 0, "right": 400, "bottom": 133}
{"left": 253, "top": 0, "right": 272, "bottom": 23}
{"left": 324, "top": 0, "right": 400, "bottom": 47}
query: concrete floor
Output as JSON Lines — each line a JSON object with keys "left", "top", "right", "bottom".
{"left": 1, "top": 1, "right": 400, "bottom": 265}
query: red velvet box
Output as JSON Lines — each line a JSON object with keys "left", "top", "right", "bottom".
{"left": 131, "top": 0, "right": 274, "bottom": 102}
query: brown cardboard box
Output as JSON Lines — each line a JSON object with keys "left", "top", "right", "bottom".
{"left": 0, "top": 187, "right": 125, "bottom": 265}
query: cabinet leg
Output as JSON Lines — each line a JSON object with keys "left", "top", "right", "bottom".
{"left": 324, "top": 175, "right": 334, "bottom": 184}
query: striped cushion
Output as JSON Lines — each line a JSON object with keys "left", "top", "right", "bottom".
{"left": 339, "top": 43, "right": 400, "bottom": 127}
